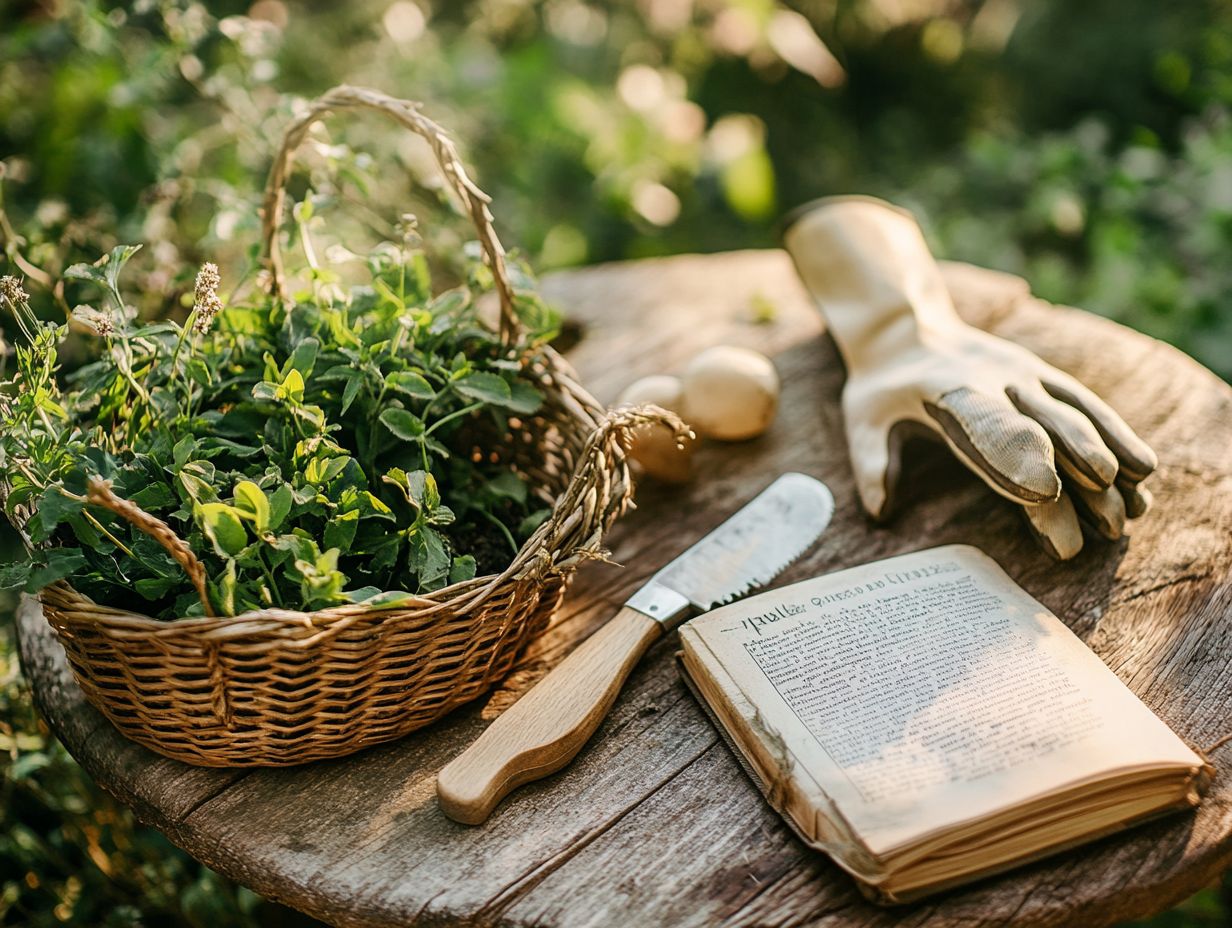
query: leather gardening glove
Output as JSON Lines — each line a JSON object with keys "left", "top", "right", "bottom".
{"left": 782, "top": 196, "right": 1157, "bottom": 560}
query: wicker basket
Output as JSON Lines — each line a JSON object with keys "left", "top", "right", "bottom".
{"left": 37, "top": 85, "right": 668, "bottom": 767}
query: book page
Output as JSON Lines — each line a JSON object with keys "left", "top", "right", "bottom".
{"left": 685, "top": 545, "right": 1202, "bottom": 855}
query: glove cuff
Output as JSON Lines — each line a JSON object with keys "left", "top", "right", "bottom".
{"left": 782, "top": 196, "right": 965, "bottom": 373}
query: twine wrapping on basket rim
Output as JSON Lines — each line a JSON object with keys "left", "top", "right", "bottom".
{"left": 31, "top": 83, "right": 687, "bottom": 766}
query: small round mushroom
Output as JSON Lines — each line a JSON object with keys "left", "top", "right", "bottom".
{"left": 617, "top": 374, "right": 695, "bottom": 483}
{"left": 680, "top": 346, "right": 779, "bottom": 441}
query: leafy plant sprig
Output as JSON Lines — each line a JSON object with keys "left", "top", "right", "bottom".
{"left": 0, "top": 232, "right": 559, "bottom": 619}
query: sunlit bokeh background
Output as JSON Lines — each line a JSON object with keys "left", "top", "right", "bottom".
{"left": 1, "top": 1, "right": 1230, "bottom": 924}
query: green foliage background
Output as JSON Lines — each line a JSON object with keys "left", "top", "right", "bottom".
{"left": 1, "top": 0, "right": 1230, "bottom": 924}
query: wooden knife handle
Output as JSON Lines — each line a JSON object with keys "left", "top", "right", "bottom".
{"left": 437, "top": 606, "right": 662, "bottom": 824}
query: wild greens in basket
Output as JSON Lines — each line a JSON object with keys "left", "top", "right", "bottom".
{"left": 0, "top": 235, "right": 560, "bottom": 619}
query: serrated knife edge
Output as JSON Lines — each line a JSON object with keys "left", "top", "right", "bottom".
{"left": 624, "top": 472, "right": 835, "bottom": 628}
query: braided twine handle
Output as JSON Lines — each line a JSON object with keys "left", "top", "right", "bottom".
{"left": 85, "top": 478, "right": 216, "bottom": 617}
{"left": 260, "top": 84, "right": 521, "bottom": 345}
{"left": 525, "top": 405, "right": 690, "bottom": 573}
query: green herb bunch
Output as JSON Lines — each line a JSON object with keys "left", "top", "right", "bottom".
{"left": 0, "top": 236, "right": 559, "bottom": 619}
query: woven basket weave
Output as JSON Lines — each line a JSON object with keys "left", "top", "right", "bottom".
{"left": 37, "top": 85, "right": 667, "bottom": 767}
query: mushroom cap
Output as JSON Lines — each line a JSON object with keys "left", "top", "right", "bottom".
{"left": 617, "top": 374, "right": 694, "bottom": 483}
{"left": 681, "top": 345, "right": 779, "bottom": 441}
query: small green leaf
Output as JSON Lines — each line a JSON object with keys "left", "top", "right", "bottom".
{"left": 342, "top": 371, "right": 364, "bottom": 414}
{"left": 385, "top": 370, "right": 435, "bottom": 399}
{"left": 103, "top": 244, "right": 142, "bottom": 293}
{"left": 179, "top": 471, "right": 216, "bottom": 504}
{"left": 342, "top": 585, "right": 383, "bottom": 603}
{"left": 290, "top": 483, "right": 318, "bottom": 505}
{"left": 382, "top": 467, "right": 409, "bottom": 495}
{"left": 324, "top": 509, "right": 359, "bottom": 550}
{"left": 271, "top": 532, "right": 315, "bottom": 562}
{"left": 408, "top": 526, "right": 450, "bottom": 588}
{"left": 36, "top": 487, "right": 85, "bottom": 539}
{"left": 66, "top": 513, "right": 102, "bottom": 547}
{"left": 126, "top": 321, "right": 179, "bottom": 340}
{"left": 65, "top": 245, "right": 142, "bottom": 298}
{"left": 25, "top": 549, "right": 88, "bottom": 592}
{"left": 128, "top": 482, "right": 177, "bottom": 511}
{"left": 454, "top": 372, "right": 512, "bottom": 405}
{"left": 233, "top": 481, "right": 271, "bottom": 532}
{"left": 367, "top": 533, "right": 403, "bottom": 572}
{"left": 354, "top": 589, "right": 417, "bottom": 608}
{"left": 283, "top": 337, "right": 319, "bottom": 380}
{"left": 35, "top": 389, "right": 68, "bottom": 419}
{"left": 506, "top": 381, "right": 544, "bottom": 415}
{"left": 402, "top": 469, "right": 439, "bottom": 510}
{"left": 186, "top": 357, "right": 211, "bottom": 387}
{"left": 404, "top": 252, "right": 432, "bottom": 302}
{"left": 262, "top": 350, "right": 281, "bottom": 383}
{"left": 518, "top": 509, "right": 552, "bottom": 538}
{"left": 304, "top": 455, "right": 350, "bottom": 486}
{"left": 486, "top": 471, "right": 528, "bottom": 505}
{"left": 379, "top": 407, "right": 425, "bottom": 441}
{"left": 198, "top": 503, "right": 248, "bottom": 558}
{"left": 252, "top": 381, "right": 279, "bottom": 402}
{"left": 216, "top": 558, "right": 240, "bottom": 616}
{"left": 129, "top": 534, "right": 179, "bottom": 577}
{"left": 449, "top": 555, "right": 477, "bottom": 584}
{"left": 135, "top": 576, "right": 180, "bottom": 600}
{"left": 282, "top": 369, "right": 305, "bottom": 402}
{"left": 423, "top": 436, "right": 451, "bottom": 460}
{"left": 372, "top": 276, "right": 406, "bottom": 311}
{"left": 359, "top": 491, "right": 395, "bottom": 519}
{"left": 0, "top": 560, "right": 33, "bottom": 591}
{"left": 422, "top": 472, "right": 441, "bottom": 510}
{"left": 268, "top": 484, "right": 294, "bottom": 531}
{"left": 64, "top": 262, "right": 109, "bottom": 286}
{"left": 198, "top": 437, "right": 262, "bottom": 459}
{"left": 318, "top": 364, "right": 357, "bottom": 382}
{"left": 173, "top": 435, "right": 198, "bottom": 469}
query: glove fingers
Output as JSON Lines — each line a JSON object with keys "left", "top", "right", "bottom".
{"left": 1040, "top": 373, "right": 1158, "bottom": 482}
{"left": 1070, "top": 482, "right": 1128, "bottom": 541}
{"left": 1118, "top": 477, "right": 1153, "bottom": 519}
{"left": 923, "top": 386, "right": 1062, "bottom": 505}
{"left": 1021, "top": 479, "right": 1138, "bottom": 559}
{"left": 1021, "top": 493, "right": 1084, "bottom": 560}
{"left": 1006, "top": 385, "right": 1118, "bottom": 490}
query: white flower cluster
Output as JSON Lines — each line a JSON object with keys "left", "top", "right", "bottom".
{"left": 192, "top": 262, "right": 223, "bottom": 334}
{"left": 0, "top": 275, "right": 29, "bottom": 307}
{"left": 72, "top": 304, "right": 116, "bottom": 336}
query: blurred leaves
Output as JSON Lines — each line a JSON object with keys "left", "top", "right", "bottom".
{"left": 903, "top": 112, "right": 1232, "bottom": 378}
{"left": 0, "top": 579, "right": 288, "bottom": 927}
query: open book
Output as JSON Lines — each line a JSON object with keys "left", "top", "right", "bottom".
{"left": 678, "top": 545, "right": 1212, "bottom": 903}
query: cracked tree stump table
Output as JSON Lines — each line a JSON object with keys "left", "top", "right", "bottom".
{"left": 17, "top": 250, "right": 1232, "bottom": 928}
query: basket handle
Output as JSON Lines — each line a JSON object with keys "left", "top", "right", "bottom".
{"left": 260, "top": 84, "right": 520, "bottom": 345}
{"left": 85, "top": 478, "right": 216, "bottom": 618}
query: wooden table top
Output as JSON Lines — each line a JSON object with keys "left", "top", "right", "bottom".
{"left": 17, "top": 250, "right": 1232, "bottom": 928}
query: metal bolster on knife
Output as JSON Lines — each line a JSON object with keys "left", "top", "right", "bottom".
{"left": 625, "top": 581, "right": 693, "bottom": 630}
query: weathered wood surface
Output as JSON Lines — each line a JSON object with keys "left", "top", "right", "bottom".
{"left": 17, "top": 249, "right": 1232, "bottom": 928}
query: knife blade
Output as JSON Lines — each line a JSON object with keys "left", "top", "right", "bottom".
{"left": 437, "top": 472, "right": 834, "bottom": 824}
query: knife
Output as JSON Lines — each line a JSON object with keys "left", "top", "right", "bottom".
{"left": 436, "top": 472, "right": 835, "bottom": 824}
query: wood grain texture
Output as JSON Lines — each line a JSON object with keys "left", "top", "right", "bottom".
{"left": 438, "top": 605, "right": 662, "bottom": 824}
{"left": 16, "top": 249, "right": 1232, "bottom": 928}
